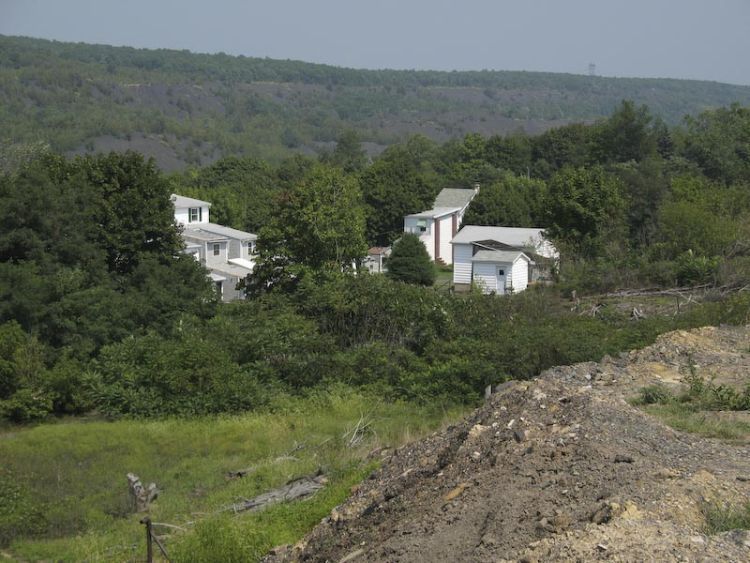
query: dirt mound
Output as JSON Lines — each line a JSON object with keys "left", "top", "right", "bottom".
{"left": 266, "top": 326, "right": 750, "bottom": 562}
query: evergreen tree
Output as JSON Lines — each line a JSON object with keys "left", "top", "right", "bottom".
{"left": 386, "top": 233, "right": 436, "bottom": 286}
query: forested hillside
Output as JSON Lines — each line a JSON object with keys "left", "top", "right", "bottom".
{"left": 3, "top": 34, "right": 750, "bottom": 169}
{"left": 2, "top": 45, "right": 750, "bottom": 555}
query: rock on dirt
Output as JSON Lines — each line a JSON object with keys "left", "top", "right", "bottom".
{"left": 263, "top": 326, "right": 750, "bottom": 562}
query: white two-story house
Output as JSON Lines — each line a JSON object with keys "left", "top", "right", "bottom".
{"left": 403, "top": 186, "right": 479, "bottom": 264}
{"left": 172, "top": 194, "right": 257, "bottom": 302}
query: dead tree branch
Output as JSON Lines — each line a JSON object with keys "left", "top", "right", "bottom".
{"left": 223, "top": 472, "right": 327, "bottom": 513}
{"left": 127, "top": 473, "right": 159, "bottom": 512}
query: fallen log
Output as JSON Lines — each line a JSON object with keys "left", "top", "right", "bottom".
{"left": 225, "top": 472, "right": 327, "bottom": 513}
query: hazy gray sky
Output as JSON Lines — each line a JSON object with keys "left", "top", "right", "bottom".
{"left": 2, "top": 0, "right": 749, "bottom": 85}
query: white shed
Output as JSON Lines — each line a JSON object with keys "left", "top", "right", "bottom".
{"left": 471, "top": 250, "right": 530, "bottom": 295}
{"left": 451, "top": 225, "right": 558, "bottom": 292}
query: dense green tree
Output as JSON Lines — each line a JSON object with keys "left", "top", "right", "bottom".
{"left": 612, "top": 158, "right": 671, "bottom": 248}
{"left": 360, "top": 145, "right": 438, "bottom": 246}
{"left": 386, "top": 233, "right": 436, "bottom": 286}
{"left": 484, "top": 131, "right": 532, "bottom": 176}
{"left": 0, "top": 151, "right": 214, "bottom": 357}
{"left": 679, "top": 103, "right": 750, "bottom": 184}
{"left": 323, "top": 130, "right": 368, "bottom": 173}
{"left": 248, "top": 164, "right": 367, "bottom": 294}
{"left": 530, "top": 123, "right": 594, "bottom": 178}
{"left": 593, "top": 100, "right": 658, "bottom": 163}
{"left": 436, "top": 134, "right": 504, "bottom": 188}
{"left": 543, "top": 166, "right": 625, "bottom": 257}
{"left": 463, "top": 174, "right": 547, "bottom": 227}
{"left": 173, "top": 156, "right": 280, "bottom": 232}
{"left": 71, "top": 152, "right": 184, "bottom": 276}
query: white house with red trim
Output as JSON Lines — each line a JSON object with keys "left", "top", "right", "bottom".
{"left": 403, "top": 186, "right": 478, "bottom": 264}
{"left": 172, "top": 194, "right": 257, "bottom": 301}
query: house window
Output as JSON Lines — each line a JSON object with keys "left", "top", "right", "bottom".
{"left": 247, "top": 241, "right": 256, "bottom": 254}
{"left": 417, "top": 219, "right": 428, "bottom": 233}
{"left": 188, "top": 207, "right": 202, "bottom": 223}
{"left": 215, "top": 281, "right": 223, "bottom": 295}
{"left": 213, "top": 243, "right": 221, "bottom": 256}
{"left": 497, "top": 269, "right": 505, "bottom": 275}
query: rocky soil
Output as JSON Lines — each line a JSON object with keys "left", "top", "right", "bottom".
{"left": 266, "top": 326, "right": 750, "bottom": 562}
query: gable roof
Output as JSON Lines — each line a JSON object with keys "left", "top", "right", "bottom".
{"left": 187, "top": 222, "right": 257, "bottom": 241}
{"left": 406, "top": 207, "right": 460, "bottom": 219}
{"left": 181, "top": 228, "right": 227, "bottom": 243}
{"left": 472, "top": 250, "right": 530, "bottom": 263}
{"left": 434, "top": 188, "right": 477, "bottom": 210}
{"left": 452, "top": 226, "right": 547, "bottom": 247}
{"left": 171, "top": 194, "right": 211, "bottom": 208}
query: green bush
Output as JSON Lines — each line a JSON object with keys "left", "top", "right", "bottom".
{"left": 0, "top": 472, "right": 48, "bottom": 547}
{"left": 636, "top": 384, "right": 673, "bottom": 405}
{"left": 0, "top": 389, "right": 52, "bottom": 423}
{"left": 386, "top": 233, "right": 436, "bottom": 286}
{"left": 702, "top": 501, "right": 750, "bottom": 534}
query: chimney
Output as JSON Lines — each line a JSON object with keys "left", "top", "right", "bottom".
{"left": 473, "top": 182, "right": 480, "bottom": 193}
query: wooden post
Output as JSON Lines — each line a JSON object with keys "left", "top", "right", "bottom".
{"left": 141, "top": 516, "right": 153, "bottom": 563}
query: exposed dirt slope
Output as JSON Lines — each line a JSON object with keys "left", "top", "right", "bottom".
{"left": 266, "top": 326, "right": 750, "bottom": 562}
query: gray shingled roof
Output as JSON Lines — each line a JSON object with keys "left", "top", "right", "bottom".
{"left": 171, "top": 194, "right": 211, "bottom": 208}
{"left": 451, "top": 226, "right": 546, "bottom": 246}
{"left": 472, "top": 250, "right": 529, "bottom": 263}
{"left": 193, "top": 223, "right": 257, "bottom": 241}
{"left": 406, "top": 207, "right": 460, "bottom": 219}
{"left": 434, "top": 188, "right": 476, "bottom": 209}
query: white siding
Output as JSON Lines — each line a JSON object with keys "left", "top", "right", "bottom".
{"left": 174, "top": 205, "right": 210, "bottom": 226}
{"left": 453, "top": 243, "right": 473, "bottom": 285}
{"left": 438, "top": 215, "right": 454, "bottom": 264}
{"left": 404, "top": 216, "right": 435, "bottom": 260}
{"left": 473, "top": 262, "right": 499, "bottom": 293}
{"left": 472, "top": 257, "right": 530, "bottom": 295}
{"left": 228, "top": 239, "right": 242, "bottom": 260}
{"left": 204, "top": 241, "right": 227, "bottom": 266}
{"left": 509, "top": 258, "right": 529, "bottom": 292}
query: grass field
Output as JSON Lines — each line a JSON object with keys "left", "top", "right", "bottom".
{"left": 0, "top": 389, "right": 466, "bottom": 561}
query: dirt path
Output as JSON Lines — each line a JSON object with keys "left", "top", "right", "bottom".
{"left": 266, "top": 326, "right": 750, "bottom": 562}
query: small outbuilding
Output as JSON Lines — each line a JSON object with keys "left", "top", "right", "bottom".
{"left": 471, "top": 250, "right": 531, "bottom": 294}
{"left": 451, "top": 225, "right": 558, "bottom": 294}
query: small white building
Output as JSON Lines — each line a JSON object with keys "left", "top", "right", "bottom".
{"left": 451, "top": 225, "right": 558, "bottom": 294}
{"left": 403, "top": 187, "right": 478, "bottom": 264}
{"left": 363, "top": 246, "right": 391, "bottom": 274}
{"left": 172, "top": 194, "right": 257, "bottom": 302}
{"left": 471, "top": 250, "right": 531, "bottom": 295}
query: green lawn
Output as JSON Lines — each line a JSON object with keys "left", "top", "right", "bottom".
{"left": 0, "top": 390, "right": 465, "bottom": 561}
{"left": 433, "top": 270, "right": 453, "bottom": 291}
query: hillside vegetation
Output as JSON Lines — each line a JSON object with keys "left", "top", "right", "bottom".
{"left": 3, "top": 35, "right": 750, "bottom": 168}
{"left": 2, "top": 43, "right": 750, "bottom": 558}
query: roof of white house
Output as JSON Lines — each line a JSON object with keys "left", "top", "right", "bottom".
{"left": 452, "top": 226, "right": 547, "bottom": 246}
{"left": 472, "top": 250, "right": 530, "bottom": 263}
{"left": 210, "top": 262, "right": 254, "bottom": 277}
{"left": 181, "top": 228, "right": 227, "bottom": 243}
{"left": 171, "top": 194, "right": 211, "bottom": 208}
{"left": 434, "top": 188, "right": 477, "bottom": 209}
{"left": 189, "top": 222, "right": 257, "bottom": 241}
{"left": 228, "top": 258, "right": 255, "bottom": 270}
{"left": 406, "top": 207, "right": 461, "bottom": 219}
{"left": 368, "top": 246, "right": 391, "bottom": 256}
